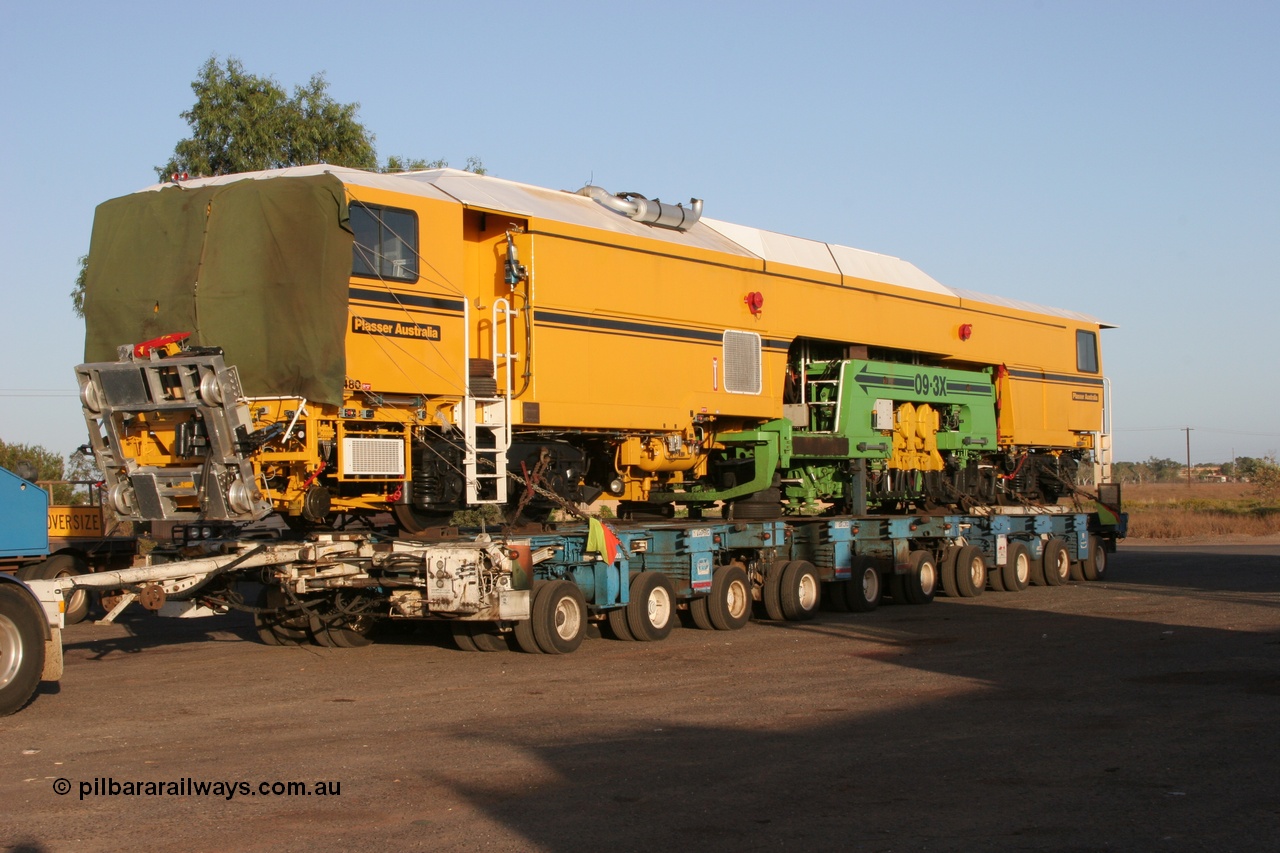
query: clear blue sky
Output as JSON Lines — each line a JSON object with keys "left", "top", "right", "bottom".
{"left": 1, "top": 0, "right": 1276, "bottom": 465}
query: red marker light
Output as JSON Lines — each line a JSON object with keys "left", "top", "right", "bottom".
{"left": 959, "top": 323, "right": 973, "bottom": 341}
{"left": 745, "top": 291, "right": 764, "bottom": 315}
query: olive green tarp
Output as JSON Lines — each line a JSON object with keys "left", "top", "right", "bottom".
{"left": 84, "top": 173, "right": 352, "bottom": 406}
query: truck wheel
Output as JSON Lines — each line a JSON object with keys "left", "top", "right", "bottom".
{"left": 21, "top": 555, "right": 91, "bottom": 625}
{"left": 1042, "top": 539, "right": 1070, "bottom": 586}
{"left": 451, "top": 622, "right": 479, "bottom": 651}
{"left": 689, "top": 597, "right": 715, "bottom": 630}
{"left": 901, "top": 551, "right": 938, "bottom": 605}
{"left": 824, "top": 581, "right": 851, "bottom": 612}
{"left": 761, "top": 562, "right": 788, "bottom": 621}
{"left": 323, "top": 616, "right": 376, "bottom": 648}
{"left": 0, "top": 585, "right": 45, "bottom": 717}
{"left": 254, "top": 586, "right": 309, "bottom": 646}
{"left": 626, "top": 572, "right": 676, "bottom": 641}
{"left": 708, "top": 564, "right": 752, "bottom": 630}
{"left": 513, "top": 581, "right": 546, "bottom": 653}
{"left": 939, "top": 547, "right": 960, "bottom": 598}
{"left": 953, "top": 546, "right": 986, "bottom": 598}
{"left": 1083, "top": 540, "right": 1108, "bottom": 581}
{"left": 452, "top": 622, "right": 506, "bottom": 652}
{"left": 1003, "top": 543, "right": 1031, "bottom": 591}
{"left": 779, "top": 561, "right": 820, "bottom": 621}
{"left": 844, "top": 556, "right": 882, "bottom": 612}
{"left": 606, "top": 605, "right": 636, "bottom": 640}
{"left": 533, "top": 580, "right": 587, "bottom": 654}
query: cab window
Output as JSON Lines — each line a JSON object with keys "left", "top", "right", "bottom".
{"left": 351, "top": 203, "right": 418, "bottom": 282}
{"left": 1076, "top": 330, "right": 1099, "bottom": 373}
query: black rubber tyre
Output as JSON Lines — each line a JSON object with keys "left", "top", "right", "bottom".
{"left": 1003, "top": 542, "right": 1031, "bottom": 591}
{"left": 824, "top": 581, "right": 852, "bottom": 612}
{"left": 988, "top": 565, "right": 1007, "bottom": 592}
{"left": 1069, "top": 552, "right": 1087, "bottom": 582}
{"left": 254, "top": 586, "right": 310, "bottom": 646}
{"left": 844, "top": 556, "right": 883, "bottom": 612}
{"left": 626, "top": 572, "right": 677, "bottom": 641}
{"left": 513, "top": 581, "right": 545, "bottom": 653}
{"left": 20, "top": 555, "right": 92, "bottom": 625}
{"left": 0, "top": 585, "right": 45, "bottom": 717}
{"left": 939, "top": 547, "right": 961, "bottom": 598}
{"left": 887, "top": 571, "right": 907, "bottom": 603}
{"left": 779, "top": 561, "right": 821, "bottom": 621}
{"left": 953, "top": 546, "right": 986, "bottom": 598}
{"left": 532, "top": 580, "right": 587, "bottom": 654}
{"left": 470, "top": 624, "right": 510, "bottom": 652}
{"left": 1042, "top": 538, "right": 1070, "bottom": 586}
{"left": 1082, "top": 539, "right": 1108, "bottom": 581}
{"left": 762, "top": 561, "right": 788, "bottom": 621}
{"left": 451, "top": 622, "right": 480, "bottom": 651}
{"left": 901, "top": 551, "right": 938, "bottom": 605}
{"left": 393, "top": 504, "right": 453, "bottom": 535}
{"left": 689, "top": 597, "right": 715, "bottom": 630}
{"left": 325, "top": 616, "right": 376, "bottom": 648}
{"left": 708, "top": 564, "right": 752, "bottom": 630}
{"left": 606, "top": 605, "right": 636, "bottom": 640}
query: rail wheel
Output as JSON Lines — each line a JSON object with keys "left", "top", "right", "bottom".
{"left": 1082, "top": 540, "right": 1108, "bottom": 581}
{"left": 393, "top": 505, "right": 454, "bottom": 536}
{"left": 532, "top": 580, "right": 587, "bottom": 654}
{"left": 779, "top": 561, "right": 820, "bottom": 621}
{"left": 953, "top": 546, "right": 987, "bottom": 598}
{"left": 1042, "top": 538, "right": 1070, "bottom": 586}
{"left": 708, "top": 564, "right": 752, "bottom": 630}
{"left": 900, "top": 551, "right": 938, "bottom": 605}
{"left": 0, "top": 585, "right": 44, "bottom": 717}
{"left": 1003, "top": 542, "right": 1031, "bottom": 591}
{"left": 844, "top": 556, "right": 883, "bottom": 612}
{"left": 513, "top": 581, "right": 546, "bottom": 653}
{"left": 254, "top": 586, "right": 309, "bottom": 646}
{"left": 626, "top": 572, "right": 676, "bottom": 641}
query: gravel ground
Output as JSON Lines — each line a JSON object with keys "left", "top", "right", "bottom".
{"left": 2, "top": 542, "right": 1277, "bottom": 852}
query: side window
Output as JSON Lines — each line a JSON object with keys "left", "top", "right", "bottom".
{"left": 1076, "top": 330, "right": 1099, "bottom": 374}
{"left": 351, "top": 203, "right": 419, "bottom": 282}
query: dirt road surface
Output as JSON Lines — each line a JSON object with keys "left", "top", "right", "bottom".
{"left": 3, "top": 543, "right": 1277, "bottom": 852}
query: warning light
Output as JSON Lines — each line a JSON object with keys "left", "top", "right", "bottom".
{"left": 745, "top": 291, "right": 764, "bottom": 315}
{"left": 959, "top": 323, "right": 973, "bottom": 341}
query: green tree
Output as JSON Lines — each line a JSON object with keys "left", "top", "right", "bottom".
{"left": 0, "top": 439, "right": 95, "bottom": 505}
{"left": 1253, "top": 456, "right": 1280, "bottom": 502}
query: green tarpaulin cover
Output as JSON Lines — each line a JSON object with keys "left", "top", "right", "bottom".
{"left": 84, "top": 173, "right": 352, "bottom": 406}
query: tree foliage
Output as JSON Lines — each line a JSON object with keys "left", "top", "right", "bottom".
{"left": 71, "top": 56, "right": 486, "bottom": 317}
{"left": 0, "top": 439, "right": 98, "bottom": 505}
{"left": 157, "top": 56, "right": 379, "bottom": 179}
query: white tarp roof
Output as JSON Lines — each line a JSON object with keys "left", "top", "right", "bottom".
{"left": 140, "top": 165, "right": 1108, "bottom": 326}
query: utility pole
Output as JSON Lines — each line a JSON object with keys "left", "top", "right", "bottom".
{"left": 1184, "top": 426, "right": 1193, "bottom": 487}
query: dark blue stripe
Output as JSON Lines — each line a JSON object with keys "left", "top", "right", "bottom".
{"left": 350, "top": 287, "right": 465, "bottom": 314}
{"left": 535, "top": 310, "right": 789, "bottom": 351}
{"left": 1008, "top": 368, "right": 1105, "bottom": 387}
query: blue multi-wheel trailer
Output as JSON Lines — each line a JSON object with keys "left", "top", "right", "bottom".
{"left": 1, "top": 500, "right": 1125, "bottom": 715}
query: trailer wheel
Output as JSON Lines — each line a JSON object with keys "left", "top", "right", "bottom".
{"left": 709, "top": 564, "right": 752, "bottom": 630}
{"left": 1069, "top": 554, "right": 1087, "bottom": 582}
{"left": 1082, "top": 540, "right": 1108, "bottom": 581}
{"left": 689, "top": 597, "right": 715, "bottom": 630}
{"left": 1042, "top": 539, "right": 1070, "bottom": 586}
{"left": 953, "top": 546, "right": 986, "bottom": 598}
{"left": 606, "top": 605, "right": 636, "bottom": 640}
{"left": 0, "top": 585, "right": 45, "bottom": 717}
{"left": 901, "top": 551, "right": 938, "bottom": 605}
{"left": 254, "top": 587, "right": 309, "bottom": 646}
{"left": 780, "top": 561, "right": 820, "bottom": 621}
{"left": 824, "top": 581, "right": 851, "bottom": 612}
{"left": 845, "top": 556, "right": 882, "bottom": 612}
{"left": 533, "top": 580, "right": 587, "bottom": 654}
{"left": 513, "top": 582, "right": 546, "bottom": 653}
{"left": 760, "top": 561, "right": 788, "bottom": 621}
{"left": 452, "top": 622, "right": 506, "bottom": 652}
{"left": 939, "top": 547, "right": 960, "bottom": 598}
{"left": 627, "top": 572, "right": 676, "bottom": 641}
{"left": 451, "top": 623, "right": 480, "bottom": 651}
{"left": 1003, "top": 543, "right": 1031, "bottom": 591}
{"left": 20, "top": 555, "right": 92, "bottom": 625}
{"left": 323, "top": 616, "right": 376, "bottom": 648}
